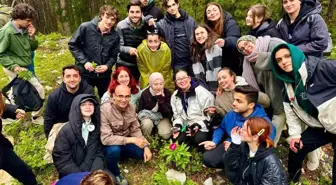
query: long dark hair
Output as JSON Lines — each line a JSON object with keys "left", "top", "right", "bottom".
{"left": 204, "top": 2, "right": 225, "bottom": 36}
{"left": 190, "top": 24, "right": 219, "bottom": 63}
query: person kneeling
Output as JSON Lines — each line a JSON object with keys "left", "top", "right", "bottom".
{"left": 52, "top": 94, "right": 106, "bottom": 178}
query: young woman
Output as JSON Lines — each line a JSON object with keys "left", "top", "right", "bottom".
{"left": 101, "top": 66, "right": 141, "bottom": 106}
{"left": 205, "top": 67, "right": 270, "bottom": 118}
{"left": 138, "top": 72, "right": 172, "bottom": 139}
{"left": 224, "top": 117, "right": 287, "bottom": 185}
{"left": 171, "top": 69, "right": 214, "bottom": 151}
{"left": 278, "top": 0, "right": 329, "bottom": 57}
{"left": 0, "top": 94, "right": 37, "bottom": 185}
{"left": 246, "top": 4, "right": 281, "bottom": 38}
{"left": 52, "top": 94, "right": 106, "bottom": 178}
{"left": 191, "top": 24, "right": 222, "bottom": 93}
{"left": 137, "top": 31, "right": 174, "bottom": 92}
{"left": 236, "top": 35, "right": 286, "bottom": 145}
{"left": 204, "top": 2, "right": 242, "bottom": 75}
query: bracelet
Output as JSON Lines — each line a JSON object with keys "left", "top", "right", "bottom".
{"left": 144, "top": 143, "right": 150, "bottom": 148}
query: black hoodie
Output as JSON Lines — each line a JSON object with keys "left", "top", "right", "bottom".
{"left": 224, "top": 142, "right": 288, "bottom": 185}
{"left": 44, "top": 80, "right": 94, "bottom": 137}
{"left": 52, "top": 94, "right": 104, "bottom": 178}
{"left": 143, "top": 1, "right": 163, "bottom": 21}
{"left": 247, "top": 19, "right": 281, "bottom": 38}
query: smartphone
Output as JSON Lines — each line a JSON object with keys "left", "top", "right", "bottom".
{"left": 294, "top": 142, "right": 301, "bottom": 150}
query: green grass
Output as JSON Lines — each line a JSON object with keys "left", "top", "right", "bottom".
{"left": 1, "top": 34, "right": 334, "bottom": 185}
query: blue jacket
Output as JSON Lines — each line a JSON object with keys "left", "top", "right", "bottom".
{"left": 56, "top": 172, "right": 89, "bottom": 185}
{"left": 212, "top": 104, "right": 276, "bottom": 145}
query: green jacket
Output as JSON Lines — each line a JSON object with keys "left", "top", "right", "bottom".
{"left": 0, "top": 21, "right": 38, "bottom": 71}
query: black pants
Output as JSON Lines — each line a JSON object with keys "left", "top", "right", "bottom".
{"left": 0, "top": 146, "right": 37, "bottom": 185}
{"left": 175, "top": 131, "right": 208, "bottom": 152}
{"left": 82, "top": 76, "right": 110, "bottom": 98}
{"left": 288, "top": 127, "right": 336, "bottom": 184}
{"left": 202, "top": 143, "right": 225, "bottom": 169}
{"left": 116, "top": 64, "right": 140, "bottom": 82}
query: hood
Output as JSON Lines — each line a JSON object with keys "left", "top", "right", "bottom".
{"left": 90, "top": 16, "right": 99, "bottom": 27}
{"left": 283, "top": 0, "right": 321, "bottom": 24}
{"left": 125, "top": 17, "right": 145, "bottom": 28}
{"left": 235, "top": 104, "right": 269, "bottom": 123}
{"left": 235, "top": 76, "right": 248, "bottom": 86}
{"left": 223, "top": 11, "right": 234, "bottom": 25}
{"left": 271, "top": 43, "right": 305, "bottom": 83}
{"left": 61, "top": 80, "right": 91, "bottom": 95}
{"left": 246, "top": 143, "right": 275, "bottom": 161}
{"left": 177, "top": 79, "right": 199, "bottom": 98}
{"left": 165, "top": 9, "right": 188, "bottom": 23}
{"left": 255, "top": 19, "right": 277, "bottom": 33}
{"left": 68, "top": 94, "right": 100, "bottom": 139}
{"left": 143, "top": 0, "right": 155, "bottom": 13}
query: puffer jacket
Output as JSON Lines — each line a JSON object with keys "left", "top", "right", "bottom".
{"left": 277, "top": 0, "right": 328, "bottom": 57}
{"left": 52, "top": 94, "right": 104, "bottom": 178}
{"left": 137, "top": 40, "right": 174, "bottom": 91}
{"left": 224, "top": 142, "right": 288, "bottom": 185}
{"left": 247, "top": 19, "right": 281, "bottom": 38}
{"left": 171, "top": 81, "right": 214, "bottom": 132}
{"left": 271, "top": 43, "right": 336, "bottom": 135}
{"left": 68, "top": 17, "right": 120, "bottom": 79}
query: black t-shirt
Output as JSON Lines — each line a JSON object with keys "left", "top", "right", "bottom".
{"left": 173, "top": 20, "right": 191, "bottom": 68}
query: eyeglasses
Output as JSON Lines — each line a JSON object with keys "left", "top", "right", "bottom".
{"left": 114, "top": 94, "right": 131, "bottom": 100}
{"left": 176, "top": 76, "right": 188, "bottom": 82}
{"left": 238, "top": 41, "right": 249, "bottom": 53}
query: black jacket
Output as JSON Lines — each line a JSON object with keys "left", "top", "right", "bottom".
{"left": 224, "top": 142, "right": 287, "bottom": 185}
{"left": 138, "top": 88, "right": 173, "bottom": 120}
{"left": 43, "top": 80, "right": 94, "bottom": 137}
{"left": 220, "top": 11, "right": 242, "bottom": 75}
{"left": 247, "top": 19, "right": 281, "bottom": 38}
{"left": 68, "top": 17, "right": 120, "bottom": 79}
{"left": 156, "top": 10, "right": 197, "bottom": 69}
{"left": 52, "top": 94, "right": 104, "bottom": 178}
{"left": 143, "top": 1, "right": 163, "bottom": 21}
{"left": 0, "top": 104, "right": 18, "bottom": 167}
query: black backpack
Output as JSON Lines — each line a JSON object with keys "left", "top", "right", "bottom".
{"left": 2, "top": 77, "right": 44, "bottom": 112}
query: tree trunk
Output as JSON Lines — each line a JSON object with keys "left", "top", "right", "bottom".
{"left": 59, "top": 0, "right": 71, "bottom": 34}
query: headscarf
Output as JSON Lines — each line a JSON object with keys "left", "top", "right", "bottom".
{"left": 149, "top": 72, "right": 164, "bottom": 86}
{"left": 237, "top": 35, "right": 257, "bottom": 53}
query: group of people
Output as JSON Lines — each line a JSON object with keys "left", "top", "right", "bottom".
{"left": 0, "top": 0, "right": 336, "bottom": 185}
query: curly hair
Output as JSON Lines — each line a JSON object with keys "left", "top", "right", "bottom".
{"left": 11, "top": 3, "right": 36, "bottom": 20}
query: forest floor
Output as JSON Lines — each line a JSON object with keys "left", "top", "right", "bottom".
{"left": 0, "top": 33, "right": 333, "bottom": 185}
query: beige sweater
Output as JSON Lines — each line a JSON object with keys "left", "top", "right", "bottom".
{"left": 100, "top": 100, "right": 146, "bottom": 146}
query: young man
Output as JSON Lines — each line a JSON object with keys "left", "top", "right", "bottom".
{"left": 68, "top": 5, "right": 120, "bottom": 98}
{"left": 200, "top": 85, "right": 276, "bottom": 169}
{"left": 277, "top": 0, "right": 329, "bottom": 57}
{"left": 0, "top": 3, "right": 44, "bottom": 124}
{"left": 44, "top": 65, "right": 94, "bottom": 138}
{"left": 116, "top": 0, "right": 147, "bottom": 81}
{"left": 140, "top": 0, "right": 163, "bottom": 21}
{"left": 100, "top": 84, "right": 152, "bottom": 185}
{"left": 148, "top": 0, "right": 196, "bottom": 75}
{"left": 271, "top": 43, "right": 336, "bottom": 184}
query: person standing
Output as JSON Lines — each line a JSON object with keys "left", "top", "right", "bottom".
{"left": 116, "top": 0, "right": 147, "bottom": 81}
{"left": 69, "top": 5, "right": 120, "bottom": 98}
{"left": 140, "top": 0, "right": 163, "bottom": 21}
{"left": 0, "top": 3, "right": 44, "bottom": 124}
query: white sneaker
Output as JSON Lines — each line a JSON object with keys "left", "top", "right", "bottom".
{"left": 31, "top": 116, "right": 44, "bottom": 125}
{"left": 306, "top": 148, "right": 322, "bottom": 171}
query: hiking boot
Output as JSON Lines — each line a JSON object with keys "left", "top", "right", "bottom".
{"left": 116, "top": 174, "right": 128, "bottom": 185}
{"left": 31, "top": 116, "right": 44, "bottom": 125}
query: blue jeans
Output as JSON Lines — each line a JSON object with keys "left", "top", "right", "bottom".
{"left": 105, "top": 144, "right": 144, "bottom": 176}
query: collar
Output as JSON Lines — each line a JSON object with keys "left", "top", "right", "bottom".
{"left": 11, "top": 20, "right": 23, "bottom": 34}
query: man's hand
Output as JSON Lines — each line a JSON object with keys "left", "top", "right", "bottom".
{"left": 290, "top": 138, "right": 303, "bottom": 153}
{"left": 144, "top": 147, "right": 152, "bottom": 162}
{"left": 134, "top": 138, "right": 147, "bottom": 148}
{"left": 172, "top": 131, "right": 180, "bottom": 139}
{"left": 186, "top": 126, "right": 199, "bottom": 136}
{"left": 27, "top": 24, "right": 36, "bottom": 37}
{"left": 95, "top": 65, "right": 108, "bottom": 73}
{"left": 199, "top": 141, "right": 216, "bottom": 150}
{"left": 84, "top": 62, "right": 95, "bottom": 72}
{"left": 224, "top": 141, "right": 231, "bottom": 151}
{"left": 148, "top": 18, "right": 157, "bottom": 27}
{"left": 15, "top": 109, "right": 25, "bottom": 120}
{"left": 129, "top": 48, "right": 138, "bottom": 57}
{"left": 215, "top": 38, "right": 225, "bottom": 48}
{"left": 14, "top": 66, "right": 26, "bottom": 73}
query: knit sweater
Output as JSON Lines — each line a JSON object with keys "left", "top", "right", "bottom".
{"left": 0, "top": 21, "right": 38, "bottom": 71}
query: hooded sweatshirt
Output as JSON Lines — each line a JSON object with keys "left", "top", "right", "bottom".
{"left": 270, "top": 43, "right": 318, "bottom": 118}
{"left": 247, "top": 18, "right": 281, "bottom": 38}
{"left": 212, "top": 104, "right": 276, "bottom": 145}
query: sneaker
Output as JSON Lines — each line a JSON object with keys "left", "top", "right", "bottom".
{"left": 306, "top": 148, "right": 322, "bottom": 171}
{"left": 116, "top": 174, "right": 128, "bottom": 185}
{"left": 31, "top": 116, "right": 44, "bottom": 125}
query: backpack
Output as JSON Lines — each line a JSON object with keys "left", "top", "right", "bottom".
{"left": 2, "top": 77, "right": 44, "bottom": 112}
{"left": 0, "top": 4, "right": 12, "bottom": 27}
{"left": 277, "top": 14, "right": 333, "bottom": 56}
